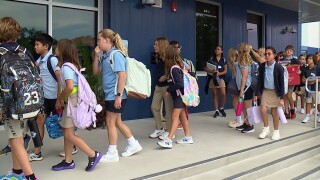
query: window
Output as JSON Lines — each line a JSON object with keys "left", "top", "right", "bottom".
{"left": 196, "top": 1, "right": 220, "bottom": 71}
{"left": 0, "top": 0, "right": 101, "bottom": 62}
{"left": 0, "top": 1, "right": 47, "bottom": 58}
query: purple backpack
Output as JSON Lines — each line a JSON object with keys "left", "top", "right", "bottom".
{"left": 61, "top": 63, "right": 101, "bottom": 129}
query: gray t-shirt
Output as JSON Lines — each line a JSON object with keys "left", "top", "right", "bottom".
{"left": 235, "top": 62, "right": 252, "bottom": 90}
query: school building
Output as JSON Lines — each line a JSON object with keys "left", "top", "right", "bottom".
{"left": 1, "top": 0, "right": 319, "bottom": 120}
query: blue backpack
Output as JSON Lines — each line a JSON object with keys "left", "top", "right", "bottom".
{"left": 0, "top": 45, "right": 44, "bottom": 120}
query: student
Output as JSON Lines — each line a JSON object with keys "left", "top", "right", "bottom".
{"left": 93, "top": 29, "right": 142, "bottom": 162}
{"left": 234, "top": 43, "right": 254, "bottom": 133}
{"left": 149, "top": 37, "right": 173, "bottom": 139}
{"left": 255, "top": 46, "right": 284, "bottom": 140}
{"left": 280, "top": 45, "right": 299, "bottom": 119}
{"left": 0, "top": 16, "right": 38, "bottom": 180}
{"left": 227, "top": 48, "right": 242, "bottom": 128}
{"left": 168, "top": 40, "right": 190, "bottom": 131}
{"left": 52, "top": 39, "right": 101, "bottom": 171}
{"left": 158, "top": 45, "right": 193, "bottom": 148}
{"left": 204, "top": 45, "right": 228, "bottom": 118}
{"left": 28, "top": 33, "right": 78, "bottom": 161}
{"left": 301, "top": 54, "right": 319, "bottom": 123}
{"left": 294, "top": 54, "right": 307, "bottom": 114}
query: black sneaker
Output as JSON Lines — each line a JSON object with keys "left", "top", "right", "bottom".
{"left": 0, "top": 145, "right": 11, "bottom": 155}
{"left": 219, "top": 108, "right": 226, "bottom": 117}
{"left": 86, "top": 151, "right": 102, "bottom": 172}
{"left": 52, "top": 160, "right": 75, "bottom": 171}
{"left": 241, "top": 125, "right": 255, "bottom": 133}
{"left": 213, "top": 111, "right": 220, "bottom": 118}
{"left": 236, "top": 123, "right": 248, "bottom": 131}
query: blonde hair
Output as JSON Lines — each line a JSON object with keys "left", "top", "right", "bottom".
{"left": 228, "top": 48, "right": 238, "bottom": 75}
{"left": 155, "top": 37, "right": 169, "bottom": 60}
{"left": 238, "top": 42, "right": 253, "bottom": 66}
{"left": 98, "top": 29, "right": 128, "bottom": 56}
{"left": 0, "top": 17, "right": 21, "bottom": 43}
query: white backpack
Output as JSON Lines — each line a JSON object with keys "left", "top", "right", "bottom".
{"left": 110, "top": 50, "right": 151, "bottom": 99}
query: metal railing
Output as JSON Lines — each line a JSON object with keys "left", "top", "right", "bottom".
{"left": 305, "top": 76, "right": 320, "bottom": 128}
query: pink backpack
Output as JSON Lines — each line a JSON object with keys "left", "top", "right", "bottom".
{"left": 61, "top": 63, "right": 102, "bottom": 129}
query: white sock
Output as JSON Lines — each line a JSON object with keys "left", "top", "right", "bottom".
{"left": 108, "top": 145, "right": 117, "bottom": 152}
{"left": 127, "top": 136, "right": 137, "bottom": 147}
{"left": 236, "top": 116, "right": 242, "bottom": 123}
{"left": 185, "top": 136, "right": 192, "bottom": 139}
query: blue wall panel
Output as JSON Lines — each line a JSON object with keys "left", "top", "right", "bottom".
{"left": 104, "top": 0, "right": 299, "bottom": 120}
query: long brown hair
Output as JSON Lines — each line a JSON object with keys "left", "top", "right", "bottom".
{"left": 98, "top": 29, "right": 128, "bottom": 56}
{"left": 57, "top": 39, "right": 81, "bottom": 70}
{"left": 238, "top": 42, "right": 253, "bottom": 66}
{"left": 155, "top": 37, "right": 169, "bottom": 61}
{"left": 164, "top": 45, "right": 183, "bottom": 75}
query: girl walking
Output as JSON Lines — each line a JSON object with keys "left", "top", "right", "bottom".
{"left": 93, "top": 29, "right": 142, "bottom": 162}
{"left": 52, "top": 39, "right": 102, "bottom": 171}
{"left": 158, "top": 45, "right": 193, "bottom": 148}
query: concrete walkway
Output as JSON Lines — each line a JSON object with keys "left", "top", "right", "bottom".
{"left": 0, "top": 109, "right": 316, "bottom": 180}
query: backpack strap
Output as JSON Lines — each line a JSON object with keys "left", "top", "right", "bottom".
{"left": 47, "top": 55, "right": 57, "bottom": 82}
{"left": 109, "top": 50, "right": 126, "bottom": 71}
{"left": 16, "top": 45, "right": 26, "bottom": 54}
{"left": 0, "top": 47, "right": 8, "bottom": 56}
{"left": 170, "top": 65, "right": 184, "bottom": 97}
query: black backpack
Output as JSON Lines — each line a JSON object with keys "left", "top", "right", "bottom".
{"left": 0, "top": 45, "right": 44, "bottom": 120}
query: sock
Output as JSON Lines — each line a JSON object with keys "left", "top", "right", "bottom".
{"left": 108, "top": 145, "right": 117, "bottom": 152}
{"left": 127, "top": 136, "right": 137, "bottom": 147}
{"left": 25, "top": 173, "right": 36, "bottom": 180}
{"left": 12, "top": 168, "right": 23, "bottom": 175}
{"left": 185, "top": 136, "right": 192, "bottom": 139}
{"left": 236, "top": 116, "right": 242, "bottom": 123}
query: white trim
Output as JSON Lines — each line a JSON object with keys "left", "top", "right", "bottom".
{"left": 12, "top": 110, "right": 40, "bottom": 120}
{"left": 98, "top": 0, "right": 104, "bottom": 32}
{"left": 48, "top": 0, "right": 53, "bottom": 36}
{"left": 51, "top": 2, "right": 98, "bottom": 11}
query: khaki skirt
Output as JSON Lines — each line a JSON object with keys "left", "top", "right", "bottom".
{"left": 261, "top": 89, "right": 280, "bottom": 107}
{"left": 60, "top": 93, "right": 78, "bottom": 128}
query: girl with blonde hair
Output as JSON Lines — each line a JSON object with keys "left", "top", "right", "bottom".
{"left": 93, "top": 29, "right": 142, "bottom": 162}
{"left": 234, "top": 43, "right": 255, "bottom": 133}
{"left": 149, "top": 37, "right": 174, "bottom": 140}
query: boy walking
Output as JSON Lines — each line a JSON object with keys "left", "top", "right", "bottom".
{"left": 0, "top": 16, "right": 38, "bottom": 180}
{"left": 280, "top": 45, "right": 299, "bottom": 119}
{"left": 29, "top": 33, "right": 77, "bottom": 161}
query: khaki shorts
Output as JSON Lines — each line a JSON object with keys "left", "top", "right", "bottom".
{"left": 209, "top": 79, "right": 226, "bottom": 89}
{"left": 5, "top": 118, "right": 29, "bottom": 139}
{"left": 60, "top": 93, "right": 78, "bottom": 129}
{"left": 306, "top": 92, "right": 320, "bottom": 104}
{"left": 261, "top": 89, "right": 280, "bottom": 107}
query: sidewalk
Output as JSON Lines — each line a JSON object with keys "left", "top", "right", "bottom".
{"left": 0, "top": 109, "right": 316, "bottom": 180}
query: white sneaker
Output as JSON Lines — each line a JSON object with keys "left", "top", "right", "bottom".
{"left": 149, "top": 128, "right": 165, "bottom": 138}
{"left": 259, "top": 126, "right": 270, "bottom": 139}
{"left": 300, "top": 108, "right": 305, "bottom": 114}
{"left": 59, "top": 146, "right": 78, "bottom": 157}
{"left": 121, "top": 141, "right": 142, "bottom": 157}
{"left": 157, "top": 137, "right": 172, "bottom": 148}
{"left": 100, "top": 150, "right": 119, "bottom": 162}
{"left": 294, "top": 107, "right": 297, "bottom": 112}
{"left": 29, "top": 152, "right": 43, "bottom": 161}
{"left": 302, "top": 115, "right": 311, "bottom": 123}
{"left": 176, "top": 137, "right": 194, "bottom": 144}
{"left": 159, "top": 132, "right": 175, "bottom": 140}
{"left": 271, "top": 130, "right": 281, "bottom": 140}
{"left": 318, "top": 117, "right": 320, "bottom": 123}
{"left": 229, "top": 121, "right": 243, "bottom": 128}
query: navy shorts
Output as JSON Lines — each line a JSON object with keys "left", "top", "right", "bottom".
{"left": 105, "top": 99, "right": 127, "bottom": 113}
{"left": 239, "top": 86, "right": 254, "bottom": 101}
{"left": 173, "top": 97, "right": 185, "bottom": 109}
{"left": 44, "top": 98, "right": 57, "bottom": 117}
